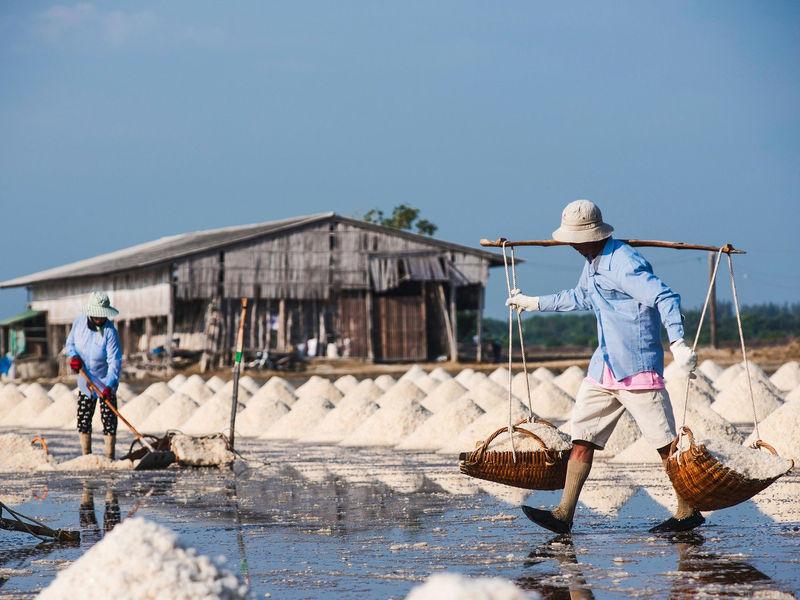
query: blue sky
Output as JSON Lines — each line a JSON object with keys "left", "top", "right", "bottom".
{"left": 1, "top": 1, "right": 798, "bottom": 320}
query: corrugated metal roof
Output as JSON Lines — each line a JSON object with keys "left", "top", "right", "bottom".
{"left": 0, "top": 213, "right": 504, "bottom": 289}
{"left": 0, "top": 309, "right": 43, "bottom": 326}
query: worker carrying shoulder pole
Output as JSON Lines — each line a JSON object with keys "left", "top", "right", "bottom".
{"left": 506, "top": 200, "right": 701, "bottom": 534}
{"left": 65, "top": 291, "right": 122, "bottom": 460}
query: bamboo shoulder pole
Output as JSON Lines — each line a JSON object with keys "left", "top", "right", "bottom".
{"left": 480, "top": 238, "right": 744, "bottom": 254}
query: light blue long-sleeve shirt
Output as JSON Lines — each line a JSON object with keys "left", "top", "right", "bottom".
{"left": 538, "top": 238, "right": 684, "bottom": 381}
{"left": 65, "top": 315, "right": 122, "bottom": 396}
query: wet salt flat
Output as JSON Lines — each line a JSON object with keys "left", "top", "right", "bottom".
{"left": 1, "top": 429, "right": 798, "bottom": 599}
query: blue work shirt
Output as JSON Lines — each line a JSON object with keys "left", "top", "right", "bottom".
{"left": 65, "top": 316, "right": 122, "bottom": 396}
{"left": 538, "top": 238, "right": 684, "bottom": 381}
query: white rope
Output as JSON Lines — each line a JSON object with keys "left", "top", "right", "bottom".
{"left": 681, "top": 248, "right": 724, "bottom": 430}
{"left": 726, "top": 253, "right": 760, "bottom": 440}
{"left": 511, "top": 247, "right": 535, "bottom": 421}
{"left": 501, "top": 241, "right": 517, "bottom": 461}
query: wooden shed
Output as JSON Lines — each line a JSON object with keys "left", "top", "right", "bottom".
{"left": 0, "top": 213, "right": 503, "bottom": 365}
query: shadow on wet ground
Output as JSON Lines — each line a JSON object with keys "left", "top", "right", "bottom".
{"left": 1, "top": 431, "right": 799, "bottom": 599}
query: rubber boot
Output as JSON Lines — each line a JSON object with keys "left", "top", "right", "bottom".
{"left": 104, "top": 435, "right": 116, "bottom": 460}
{"left": 79, "top": 432, "right": 92, "bottom": 455}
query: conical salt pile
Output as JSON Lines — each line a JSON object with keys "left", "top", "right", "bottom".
{"left": 420, "top": 379, "right": 467, "bottom": 413}
{"left": 488, "top": 367, "right": 510, "bottom": 387}
{"left": 454, "top": 368, "right": 475, "bottom": 386}
{"left": 429, "top": 367, "right": 452, "bottom": 382}
{"left": 1, "top": 394, "right": 52, "bottom": 427}
{"left": 334, "top": 374, "right": 359, "bottom": 394}
{"left": 510, "top": 371, "right": 540, "bottom": 400}
{"left": 0, "top": 386, "right": 26, "bottom": 420}
{"left": 553, "top": 365, "right": 586, "bottom": 398}
{"left": 295, "top": 377, "right": 342, "bottom": 404}
{"left": 340, "top": 398, "right": 431, "bottom": 447}
{"left": 39, "top": 394, "right": 78, "bottom": 428}
{"left": 461, "top": 384, "right": 507, "bottom": 413}
{"left": 611, "top": 437, "right": 662, "bottom": 463}
{"left": 786, "top": 386, "right": 800, "bottom": 403}
{"left": 235, "top": 398, "right": 291, "bottom": 437}
{"left": 116, "top": 382, "right": 135, "bottom": 402}
{"left": 214, "top": 382, "right": 253, "bottom": 404}
{"left": 374, "top": 374, "right": 396, "bottom": 391}
{"left": 770, "top": 361, "right": 800, "bottom": 393}
{"left": 665, "top": 371, "right": 716, "bottom": 408}
{"left": 300, "top": 396, "right": 381, "bottom": 444}
{"left": 398, "top": 364, "right": 427, "bottom": 382}
{"left": 250, "top": 378, "right": 297, "bottom": 407}
{"left": 585, "top": 411, "right": 640, "bottom": 458}
{"left": 530, "top": 380, "right": 574, "bottom": 421}
{"left": 745, "top": 401, "right": 800, "bottom": 463}
{"left": 674, "top": 402, "right": 744, "bottom": 443}
{"left": 531, "top": 367, "right": 556, "bottom": 382}
{"left": 141, "top": 393, "right": 199, "bottom": 433}
{"left": 238, "top": 375, "right": 261, "bottom": 394}
{"left": 413, "top": 374, "right": 440, "bottom": 393}
{"left": 375, "top": 379, "right": 426, "bottom": 408}
{"left": 143, "top": 382, "right": 173, "bottom": 403}
{"left": 205, "top": 375, "right": 226, "bottom": 392}
{"left": 167, "top": 373, "right": 187, "bottom": 391}
{"left": 698, "top": 359, "right": 724, "bottom": 382}
{"left": 22, "top": 382, "right": 50, "bottom": 401}
{"left": 181, "top": 395, "right": 245, "bottom": 435}
{"left": 178, "top": 377, "right": 214, "bottom": 403}
{"left": 346, "top": 379, "right": 383, "bottom": 400}
{"left": 0, "top": 433, "right": 57, "bottom": 472}
{"left": 713, "top": 363, "right": 744, "bottom": 391}
{"left": 463, "top": 371, "right": 489, "bottom": 390}
{"left": 438, "top": 399, "right": 534, "bottom": 455}
{"left": 711, "top": 371, "right": 783, "bottom": 423}
{"left": 397, "top": 397, "right": 484, "bottom": 451}
{"left": 48, "top": 382, "right": 72, "bottom": 399}
{"left": 262, "top": 396, "right": 335, "bottom": 440}
{"left": 119, "top": 394, "right": 160, "bottom": 426}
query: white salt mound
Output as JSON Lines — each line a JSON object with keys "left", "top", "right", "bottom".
{"left": 343, "top": 379, "right": 384, "bottom": 403}
{"left": 399, "top": 364, "right": 427, "bottom": 382}
{"left": 0, "top": 433, "right": 57, "bottom": 471}
{"left": 690, "top": 437, "right": 792, "bottom": 480}
{"left": 235, "top": 398, "right": 291, "bottom": 437}
{"left": 698, "top": 359, "right": 725, "bottom": 382}
{"left": 340, "top": 398, "right": 431, "bottom": 447}
{"left": 0, "top": 394, "right": 52, "bottom": 427}
{"left": 611, "top": 437, "right": 662, "bottom": 464}
{"left": 711, "top": 372, "right": 783, "bottom": 423}
{"left": 334, "top": 374, "right": 359, "bottom": 393}
{"left": 594, "top": 411, "right": 641, "bottom": 457}
{"left": 143, "top": 381, "right": 174, "bottom": 403}
{"left": 262, "top": 396, "right": 335, "bottom": 440}
{"left": 48, "top": 382, "right": 72, "bottom": 399}
{"left": 302, "top": 396, "right": 381, "bottom": 444}
{"left": 141, "top": 393, "right": 199, "bottom": 433}
{"left": 0, "top": 387, "right": 27, "bottom": 420}
{"left": 489, "top": 367, "right": 510, "bottom": 387}
{"left": 181, "top": 396, "right": 244, "bottom": 436}
{"left": 405, "top": 572, "right": 538, "bottom": 600}
{"left": 420, "top": 379, "right": 467, "bottom": 413}
{"left": 454, "top": 368, "right": 475, "bottom": 386}
{"left": 167, "top": 373, "right": 187, "bottom": 391}
{"left": 510, "top": 372, "right": 540, "bottom": 400}
{"left": 171, "top": 433, "right": 234, "bottom": 467}
{"left": 439, "top": 399, "right": 535, "bottom": 455}
{"left": 413, "top": 374, "right": 440, "bottom": 393}
{"left": 120, "top": 394, "right": 161, "bottom": 426}
{"left": 770, "top": 361, "right": 800, "bottom": 393}
{"left": 429, "top": 367, "right": 453, "bottom": 382}
{"left": 745, "top": 401, "right": 800, "bottom": 463}
{"left": 215, "top": 380, "right": 254, "bottom": 403}
{"left": 38, "top": 517, "right": 248, "bottom": 600}
{"left": 57, "top": 455, "right": 135, "bottom": 471}
{"left": 786, "top": 386, "right": 800, "bottom": 404}
{"left": 39, "top": 394, "right": 78, "bottom": 428}
{"left": 116, "top": 382, "right": 135, "bottom": 401}
{"left": 485, "top": 420, "right": 572, "bottom": 453}
{"left": 238, "top": 375, "right": 261, "bottom": 394}
{"left": 553, "top": 366, "right": 586, "bottom": 398}
{"left": 530, "top": 380, "right": 574, "bottom": 421}
{"left": 249, "top": 379, "right": 297, "bottom": 407}
{"left": 294, "top": 377, "right": 342, "bottom": 404}
{"left": 374, "top": 374, "right": 396, "bottom": 391}
{"left": 464, "top": 371, "right": 490, "bottom": 391}
{"left": 178, "top": 377, "right": 214, "bottom": 402}
{"left": 205, "top": 375, "right": 226, "bottom": 392}
{"left": 397, "top": 397, "right": 485, "bottom": 451}
{"left": 665, "top": 372, "right": 715, "bottom": 408}
{"left": 22, "top": 382, "right": 50, "bottom": 400}
{"left": 673, "top": 402, "right": 744, "bottom": 444}
{"left": 376, "top": 379, "right": 427, "bottom": 408}
{"left": 531, "top": 367, "right": 556, "bottom": 382}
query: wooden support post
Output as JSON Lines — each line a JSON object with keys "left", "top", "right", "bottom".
{"left": 144, "top": 317, "right": 153, "bottom": 352}
{"left": 365, "top": 290, "right": 374, "bottom": 361}
{"left": 449, "top": 283, "right": 458, "bottom": 362}
{"left": 265, "top": 299, "right": 273, "bottom": 351}
{"left": 476, "top": 285, "right": 485, "bottom": 363}
{"left": 437, "top": 284, "right": 457, "bottom": 363}
{"left": 277, "top": 298, "right": 286, "bottom": 352}
{"left": 709, "top": 251, "right": 718, "bottom": 349}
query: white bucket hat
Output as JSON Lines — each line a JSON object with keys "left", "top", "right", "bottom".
{"left": 552, "top": 199, "right": 614, "bottom": 244}
{"left": 83, "top": 291, "right": 119, "bottom": 318}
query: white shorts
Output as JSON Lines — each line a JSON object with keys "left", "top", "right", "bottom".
{"left": 570, "top": 379, "right": 676, "bottom": 450}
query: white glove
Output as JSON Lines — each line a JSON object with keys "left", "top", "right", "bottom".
{"left": 505, "top": 289, "right": 540, "bottom": 313}
{"left": 670, "top": 339, "right": 697, "bottom": 372}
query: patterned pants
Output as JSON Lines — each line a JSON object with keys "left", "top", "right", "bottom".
{"left": 76, "top": 392, "right": 118, "bottom": 435}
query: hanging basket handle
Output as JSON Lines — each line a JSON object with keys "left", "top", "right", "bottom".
{"left": 468, "top": 419, "right": 552, "bottom": 465}
{"left": 669, "top": 425, "right": 698, "bottom": 461}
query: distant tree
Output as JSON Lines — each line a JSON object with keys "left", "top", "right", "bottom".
{"left": 362, "top": 204, "right": 438, "bottom": 236}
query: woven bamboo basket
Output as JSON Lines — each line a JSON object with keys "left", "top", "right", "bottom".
{"left": 459, "top": 419, "right": 571, "bottom": 490}
{"left": 665, "top": 426, "right": 794, "bottom": 511}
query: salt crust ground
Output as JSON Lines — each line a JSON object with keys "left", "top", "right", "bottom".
{"left": 405, "top": 572, "right": 539, "bottom": 600}
{"left": 37, "top": 517, "right": 248, "bottom": 600}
